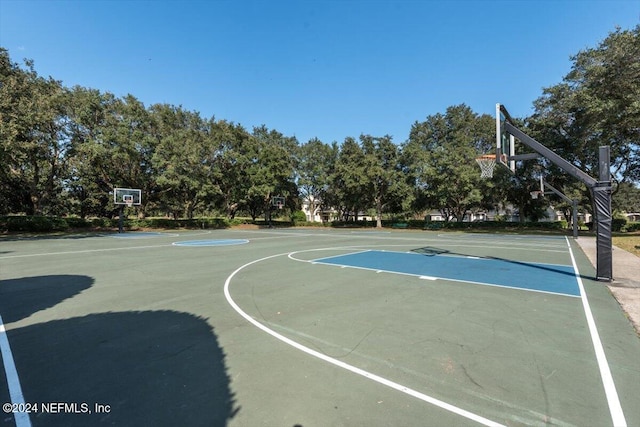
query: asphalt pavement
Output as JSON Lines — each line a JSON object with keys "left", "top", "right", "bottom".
{"left": 575, "top": 236, "right": 640, "bottom": 334}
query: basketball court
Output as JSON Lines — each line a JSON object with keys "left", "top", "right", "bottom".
{"left": 1, "top": 228, "right": 639, "bottom": 426}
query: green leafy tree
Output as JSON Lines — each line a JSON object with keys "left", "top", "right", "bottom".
{"left": 613, "top": 182, "right": 640, "bottom": 214}
{"left": 297, "top": 137, "right": 337, "bottom": 222}
{"left": 245, "top": 125, "right": 298, "bottom": 222}
{"left": 67, "top": 87, "right": 122, "bottom": 217}
{"left": 529, "top": 25, "right": 640, "bottom": 214}
{"left": 69, "top": 93, "right": 156, "bottom": 218}
{"left": 0, "top": 48, "right": 30, "bottom": 213}
{"left": 330, "top": 137, "right": 370, "bottom": 221}
{"left": 405, "top": 105, "right": 493, "bottom": 222}
{"left": 151, "top": 105, "right": 221, "bottom": 219}
{"left": 209, "top": 120, "right": 253, "bottom": 219}
{"left": 360, "top": 134, "right": 412, "bottom": 227}
{"left": 0, "top": 49, "right": 70, "bottom": 215}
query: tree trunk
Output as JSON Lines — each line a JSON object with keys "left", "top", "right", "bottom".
{"left": 308, "top": 200, "right": 316, "bottom": 222}
{"left": 226, "top": 202, "right": 238, "bottom": 219}
{"left": 376, "top": 198, "right": 383, "bottom": 228}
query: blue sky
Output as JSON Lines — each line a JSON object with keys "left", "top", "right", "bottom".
{"left": 1, "top": 0, "right": 638, "bottom": 144}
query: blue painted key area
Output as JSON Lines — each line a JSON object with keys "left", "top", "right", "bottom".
{"left": 313, "top": 250, "right": 580, "bottom": 297}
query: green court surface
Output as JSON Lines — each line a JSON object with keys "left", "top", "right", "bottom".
{"left": 1, "top": 229, "right": 639, "bottom": 427}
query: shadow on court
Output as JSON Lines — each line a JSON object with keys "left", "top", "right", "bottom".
{"left": 410, "top": 246, "right": 593, "bottom": 281}
{"left": 0, "top": 275, "right": 93, "bottom": 323}
{"left": 4, "top": 311, "right": 238, "bottom": 426}
{"left": 0, "top": 232, "right": 106, "bottom": 242}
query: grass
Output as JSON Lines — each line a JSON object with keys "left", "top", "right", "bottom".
{"left": 612, "top": 232, "right": 640, "bottom": 257}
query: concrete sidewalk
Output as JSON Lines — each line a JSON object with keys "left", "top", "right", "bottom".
{"left": 575, "top": 237, "right": 640, "bottom": 334}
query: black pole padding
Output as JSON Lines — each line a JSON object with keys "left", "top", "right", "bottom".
{"left": 118, "top": 205, "right": 124, "bottom": 233}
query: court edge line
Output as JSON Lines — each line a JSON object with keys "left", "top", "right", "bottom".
{"left": 110, "top": 232, "right": 180, "bottom": 238}
{"left": 0, "top": 314, "right": 32, "bottom": 427}
{"left": 565, "top": 237, "right": 626, "bottom": 427}
{"left": 0, "top": 244, "right": 171, "bottom": 259}
{"left": 171, "top": 239, "right": 250, "bottom": 247}
{"left": 223, "top": 252, "right": 506, "bottom": 427}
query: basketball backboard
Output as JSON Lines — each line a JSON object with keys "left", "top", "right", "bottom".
{"left": 271, "top": 196, "right": 285, "bottom": 209}
{"left": 495, "top": 103, "right": 516, "bottom": 173}
{"left": 113, "top": 188, "right": 142, "bottom": 206}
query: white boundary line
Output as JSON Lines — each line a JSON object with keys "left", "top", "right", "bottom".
{"left": 565, "top": 237, "right": 626, "bottom": 427}
{"left": 171, "top": 239, "right": 250, "bottom": 247}
{"left": 223, "top": 252, "right": 506, "bottom": 427}
{"left": 0, "top": 244, "right": 170, "bottom": 260}
{"left": 0, "top": 314, "right": 31, "bottom": 427}
{"left": 110, "top": 232, "right": 180, "bottom": 239}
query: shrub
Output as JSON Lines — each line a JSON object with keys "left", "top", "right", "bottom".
{"left": 290, "top": 210, "right": 307, "bottom": 225}
{"left": 90, "top": 217, "right": 117, "bottom": 228}
{"left": 423, "top": 221, "right": 443, "bottom": 230}
{"left": 1, "top": 216, "right": 69, "bottom": 232}
{"left": 626, "top": 222, "right": 640, "bottom": 232}
{"left": 127, "top": 217, "right": 231, "bottom": 229}
{"left": 64, "top": 217, "right": 92, "bottom": 228}
{"left": 612, "top": 217, "right": 627, "bottom": 232}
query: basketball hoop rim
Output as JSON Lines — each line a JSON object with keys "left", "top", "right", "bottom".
{"left": 475, "top": 153, "right": 500, "bottom": 178}
{"left": 476, "top": 153, "right": 509, "bottom": 162}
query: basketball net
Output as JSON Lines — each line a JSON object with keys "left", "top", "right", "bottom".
{"left": 475, "top": 154, "right": 497, "bottom": 179}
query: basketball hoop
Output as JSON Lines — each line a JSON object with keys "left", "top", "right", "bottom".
{"left": 123, "top": 195, "right": 134, "bottom": 208}
{"left": 530, "top": 191, "right": 542, "bottom": 199}
{"left": 476, "top": 154, "right": 497, "bottom": 178}
{"left": 271, "top": 196, "right": 285, "bottom": 210}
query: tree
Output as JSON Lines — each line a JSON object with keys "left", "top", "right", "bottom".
{"left": 68, "top": 93, "right": 157, "bottom": 218}
{"left": 0, "top": 49, "right": 70, "bottom": 215}
{"left": 360, "top": 134, "right": 412, "bottom": 228}
{"left": 209, "top": 120, "right": 253, "bottom": 219}
{"left": 330, "top": 137, "right": 369, "bottom": 221}
{"left": 151, "top": 105, "right": 221, "bottom": 219}
{"left": 404, "top": 105, "right": 493, "bottom": 222}
{"left": 0, "top": 48, "right": 30, "bottom": 213}
{"left": 529, "top": 25, "right": 640, "bottom": 214}
{"left": 245, "top": 125, "right": 298, "bottom": 222}
{"left": 67, "top": 87, "right": 122, "bottom": 217}
{"left": 296, "top": 138, "right": 337, "bottom": 222}
{"left": 613, "top": 182, "right": 640, "bottom": 214}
